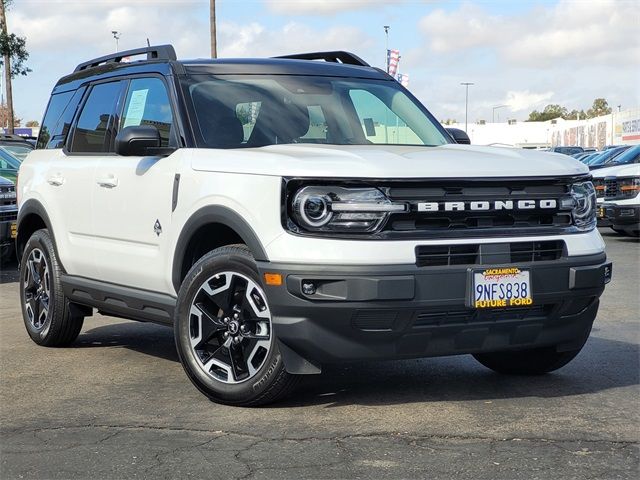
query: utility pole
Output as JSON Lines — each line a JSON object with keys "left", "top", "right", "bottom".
{"left": 210, "top": 0, "right": 217, "bottom": 58}
{"left": 460, "top": 82, "right": 474, "bottom": 133}
{"left": 0, "top": 0, "right": 15, "bottom": 134}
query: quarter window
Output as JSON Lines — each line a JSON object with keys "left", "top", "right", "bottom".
{"left": 70, "top": 82, "right": 121, "bottom": 153}
{"left": 120, "top": 77, "right": 173, "bottom": 147}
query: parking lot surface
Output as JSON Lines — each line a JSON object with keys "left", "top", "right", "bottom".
{"left": 1, "top": 230, "right": 638, "bottom": 479}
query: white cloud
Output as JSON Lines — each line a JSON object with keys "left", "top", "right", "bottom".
{"left": 265, "top": 0, "right": 404, "bottom": 15}
{"left": 503, "top": 90, "right": 555, "bottom": 113}
{"left": 419, "top": 0, "right": 639, "bottom": 67}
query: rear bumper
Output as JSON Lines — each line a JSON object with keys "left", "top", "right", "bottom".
{"left": 257, "top": 253, "right": 611, "bottom": 371}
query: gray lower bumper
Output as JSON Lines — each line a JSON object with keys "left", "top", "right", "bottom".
{"left": 257, "top": 253, "right": 611, "bottom": 372}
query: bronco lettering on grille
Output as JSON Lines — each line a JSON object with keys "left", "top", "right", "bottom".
{"left": 417, "top": 199, "right": 557, "bottom": 212}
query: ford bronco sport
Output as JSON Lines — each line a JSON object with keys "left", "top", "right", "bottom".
{"left": 17, "top": 45, "right": 612, "bottom": 405}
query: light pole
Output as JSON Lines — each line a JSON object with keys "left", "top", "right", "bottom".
{"left": 460, "top": 82, "right": 474, "bottom": 132}
{"left": 383, "top": 25, "right": 390, "bottom": 72}
{"left": 111, "top": 31, "right": 121, "bottom": 52}
{"left": 492, "top": 104, "right": 508, "bottom": 123}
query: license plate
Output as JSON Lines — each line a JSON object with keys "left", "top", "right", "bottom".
{"left": 471, "top": 267, "right": 532, "bottom": 309}
{"left": 10, "top": 222, "right": 17, "bottom": 239}
{"left": 597, "top": 207, "right": 605, "bottom": 218}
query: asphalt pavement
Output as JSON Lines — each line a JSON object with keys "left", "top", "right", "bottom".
{"left": 1, "top": 229, "right": 638, "bottom": 479}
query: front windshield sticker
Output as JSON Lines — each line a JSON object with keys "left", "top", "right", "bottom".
{"left": 123, "top": 89, "right": 149, "bottom": 128}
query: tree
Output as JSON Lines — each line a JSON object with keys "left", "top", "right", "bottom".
{"left": 526, "top": 104, "right": 568, "bottom": 122}
{"left": 0, "top": 103, "right": 20, "bottom": 126}
{"left": 0, "top": 0, "right": 31, "bottom": 134}
{"left": 587, "top": 98, "right": 611, "bottom": 119}
{"left": 25, "top": 119, "right": 38, "bottom": 127}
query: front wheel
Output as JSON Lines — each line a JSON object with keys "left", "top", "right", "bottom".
{"left": 174, "top": 245, "right": 298, "bottom": 406}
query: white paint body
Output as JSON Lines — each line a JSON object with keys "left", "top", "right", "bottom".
{"left": 19, "top": 143, "right": 605, "bottom": 297}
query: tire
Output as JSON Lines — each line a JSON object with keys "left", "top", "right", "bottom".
{"left": 174, "top": 244, "right": 298, "bottom": 406}
{"left": 611, "top": 227, "right": 625, "bottom": 235}
{"left": 19, "top": 229, "right": 84, "bottom": 346}
{"left": 473, "top": 341, "right": 587, "bottom": 375}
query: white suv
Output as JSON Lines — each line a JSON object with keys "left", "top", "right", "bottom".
{"left": 17, "top": 45, "right": 612, "bottom": 405}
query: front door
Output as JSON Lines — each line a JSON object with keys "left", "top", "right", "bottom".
{"left": 92, "top": 76, "right": 178, "bottom": 292}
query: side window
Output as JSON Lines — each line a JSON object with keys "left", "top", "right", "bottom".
{"left": 121, "top": 77, "right": 173, "bottom": 147}
{"left": 348, "top": 89, "right": 421, "bottom": 145}
{"left": 36, "top": 91, "right": 73, "bottom": 149}
{"left": 70, "top": 82, "right": 121, "bottom": 153}
{"left": 40, "top": 88, "right": 86, "bottom": 150}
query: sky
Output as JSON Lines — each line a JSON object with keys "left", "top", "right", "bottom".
{"left": 5, "top": 0, "right": 640, "bottom": 125}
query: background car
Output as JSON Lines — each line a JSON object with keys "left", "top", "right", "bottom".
{"left": 0, "top": 134, "right": 34, "bottom": 161}
{"left": 551, "top": 146, "right": 584, "bottom": 156}
{"left": 0, "top": 147, "right": 21, "bottom": 184}
{"left": 589, "top": 146, "right": 632, "bottom": 170}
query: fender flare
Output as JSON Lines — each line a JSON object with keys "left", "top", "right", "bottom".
{"left": 172, "top": 205, "right": 269, "bottom": 292}
{"left": 16, "top": 199, "right": 58, "bottom": 260}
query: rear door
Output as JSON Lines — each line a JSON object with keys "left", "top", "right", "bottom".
{"left": 91, "top": 76, "right": 179, "bottom": 292}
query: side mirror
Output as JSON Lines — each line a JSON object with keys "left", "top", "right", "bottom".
{"left": 446, "top": 127, "right": 471, "bottom": 145}
{"left": 115, "top": 125, "right": 161, "bottom": 156}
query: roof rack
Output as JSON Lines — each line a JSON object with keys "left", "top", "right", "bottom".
{"left": 74, "top": 44, "right": 177, "bottom": 73}
{"left": 274, "top": 51, "right": 369, "bottom": 67}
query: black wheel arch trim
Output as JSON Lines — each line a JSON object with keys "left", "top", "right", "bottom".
{"left": 16, "top": 199, "right": 60, "bottom": 265}
{"left": 172, "top": 205, "right": 269, "bottom": 293}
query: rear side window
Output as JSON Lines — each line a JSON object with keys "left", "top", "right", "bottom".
{"left": 36, "top": 91, "right": 73, "bottom": 149}
{"left": 120, "top": 77, "right": 173, "bottom": 147}
{"left": 70, "top": 82, "right": 122, "bottom": 153}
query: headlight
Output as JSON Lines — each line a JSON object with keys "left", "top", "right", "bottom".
{"left": 291, "top": 186, "right": 406, "bottom": 233}
{"left": 619, "top": 177, "right": 640, "bottom": 199}
{"left": 570, "top": 181, "right": 597, "bottom": 231}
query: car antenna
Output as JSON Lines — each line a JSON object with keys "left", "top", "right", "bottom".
{"left": 147, "top": 38, "right": 151, "bottom": 47}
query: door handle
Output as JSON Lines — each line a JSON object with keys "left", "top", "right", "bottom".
{"left": 97, "top": 175, "right": 118, "bottom": 188}
{"left": 47, "top": 175, "right": 65, "bottom": 186}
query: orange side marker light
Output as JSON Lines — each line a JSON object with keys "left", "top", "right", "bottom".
{"left": 264, "top": 273, "right": 283, "bottom": 286}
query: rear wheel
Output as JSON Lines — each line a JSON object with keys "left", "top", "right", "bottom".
{"left": 473, "top": 341, "right": 587, "bottom": 375}
{"left": 20, "top": 229, "right": 85, "bottom": 346}
{"left": 174, "top": 245, "right": 298, "bottom": 406}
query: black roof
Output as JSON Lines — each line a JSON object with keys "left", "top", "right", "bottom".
{"left": 54, "top": 44, "right": 391, "bottom": 93}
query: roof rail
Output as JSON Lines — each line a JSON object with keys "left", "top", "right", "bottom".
{"left": 73, "top": 44, "right": 177, "bottom": 73}
{"left": 274, "top": 51, "right": 369, "bottom": 67}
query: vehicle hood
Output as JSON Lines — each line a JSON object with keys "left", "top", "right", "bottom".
{"left": 591, "top": 163, "right": 640, "bottom": 178}
{"left": 190, "top": 144, "right": 589, "bottom": 179}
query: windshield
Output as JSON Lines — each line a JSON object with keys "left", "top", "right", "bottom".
{"left": 182, "top": 75, "right": 449, "bottom": 149}
{"left": 605, "top": 145, "right": 639, "bottom": 165}
{"left": 0, "top": 147, "right": 22, "bottom": 168}
{"left": 1, "top": 144, "right": 32, "bottom": 161}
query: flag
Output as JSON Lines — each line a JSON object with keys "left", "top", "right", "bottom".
{"left": 397, "top": 73, "right": 409, "bottom": 88}
{"left": 387, "top": 49, "right": 400, "bottom": 76}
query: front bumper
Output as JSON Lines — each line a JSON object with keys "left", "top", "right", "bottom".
{"left": 0, "top": 219, "right": 16, "bottom": 246}
{"left": 601, "top": 203, "right": 640, "bottom": 232}
{"left": 257, "top": 253, "right": 611, "bottom": 371}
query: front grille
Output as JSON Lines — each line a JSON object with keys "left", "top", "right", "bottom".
{"left": 416, "top": 240, "right": 564, "bottom": 267}
{"left": 413, "top": 304, "right": 553, "bottom": 328}
{"left": 382, "top": 179, "right": 577, "bottom": 237}
{"left": 0, "top": 210, "right": 17, "bottom": 222}
{"left": 0, "top": 185, "right": 16, "bottom": 206}
{"left": 604, "top": 179, "right": 619, "bottom": 198}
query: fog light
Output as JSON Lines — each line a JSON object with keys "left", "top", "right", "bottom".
{"left": 302, "top": 281, "right": 316, "bottom": 295}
